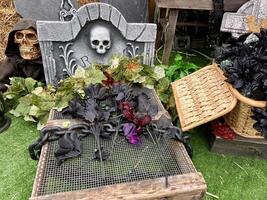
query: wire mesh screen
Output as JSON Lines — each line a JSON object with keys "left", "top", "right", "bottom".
{"left": 35, "top": 131, "right": 196, "bottom": 196}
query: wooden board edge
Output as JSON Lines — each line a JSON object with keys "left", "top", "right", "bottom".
{"left": 155, "top": 0, "right": 248, "bottom": 12}
{"left": 207, "top": 132, "right": 267, "bottom": 159}
{"left": 30, "top": 144, "right": 49, "bottom": 197}
{"left": 29, "top": 172, "right": 206, "bottom": 200}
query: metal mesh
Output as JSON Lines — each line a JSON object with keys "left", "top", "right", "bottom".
{"left": 36, "top": 133, "right": 196, "bottom": 196}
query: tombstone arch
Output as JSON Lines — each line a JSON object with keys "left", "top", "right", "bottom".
{"left": 37, "top": 3, "right": 157, "bottom": 85}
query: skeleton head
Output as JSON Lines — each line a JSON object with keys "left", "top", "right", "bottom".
{"left": 90, "top": 26, "right": 111, "bottom": 54}
{"left": 14, "top": 28, "right": 41, "bottom": 60}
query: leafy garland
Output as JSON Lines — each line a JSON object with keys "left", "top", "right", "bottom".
{"left": 4, "top": 55, "right": 199, "bottom": 128}
{"left": 4, "top": 67, "right": 106, "bottom": 128}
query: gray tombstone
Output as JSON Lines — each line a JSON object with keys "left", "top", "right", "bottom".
{"left": 221, "top": 0, "right": 267, "bottom": 38}
{"left": 37, "top": 3, "right": 157, "bottom": 85}
{"left": 100, "top": 0, "right": 148, "bottom": 23}
{"left": 14, "top": 0, "right": 78, "bottom": 21}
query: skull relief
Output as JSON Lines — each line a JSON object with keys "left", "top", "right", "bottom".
{"left": 90, "top": 26, "right": 111, "bottom": 54}
{"left": 14, "top": 28, "right": 41, "bottom": 60}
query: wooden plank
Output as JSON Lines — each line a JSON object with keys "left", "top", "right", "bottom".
{"left": 162, "top": 9, "right": 178, "bottom": 64}
{"left": 155, "top": 0, "right": 248, "bottom": 11}
{"left": 30, "top": 173, "right": 206, "bottom": 200}
{"left": 207, "top": 133, "right": 267, "bottom": 159}
{"left": 224, "top": 0, "right": 249, "bottom": 12}
{"left": 148, "top": 0, "right": 156, "bottom": 23}
{"left": 156, "top": 0, "right": 213, "bottom": 10}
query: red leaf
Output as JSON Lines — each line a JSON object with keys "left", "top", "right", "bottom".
{"left": 137, "top": 115, "right": 152, "bottom": 127}
{"left": 102, "top": 72, "right": 118, "bottom": 87}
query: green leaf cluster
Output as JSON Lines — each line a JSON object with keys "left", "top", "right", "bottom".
{"left": 106, "top": 56, "right": 167, "bottom": 89}
{"left": 4, "top": 67, "right": 105, "bottom": 128}
{"left": 4, "top": 55, "right": 199, "bottom": 126}
{"left": 165, "top": 54, "right": 199, "bottom": 81}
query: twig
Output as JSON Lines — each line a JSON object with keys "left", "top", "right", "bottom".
{"left": 92, "top": 123, "right": 105, "bottom": 178}
{"left": 233, "top": 161, "right": 248, "bottom": 175}
{"left": 3, "top": 11, "right": 16, "bottom": 24}
{"left": 191, "top": 49, "right": 213, "bottom": 61}
{"left": 206, "top": 192, "right": 219, "bottom": 199}
{"left": 146, "top": 126, "right": 157, "bottom": 144}
{"left": 153, "top": 132, "right": 169, "bottom": 188}
{"left": 175, "top": 50, "right": 197, "bottom": 57}
{"left": 219, "top": 175, "right": 224, "bottom": 182}
{"left": 111, "top": 119, "right": 121, "bottom": 153}
{"left": 156, "top": 46, "right": 163, "bottom": 65}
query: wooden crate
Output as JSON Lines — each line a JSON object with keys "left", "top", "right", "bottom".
{"left": 30, "top": 89, "right": 206, "bottom": 200}
{"left": 30, "top": 141, "right": 206, "bottom": 200}
{"left": 207, "top": 131, "right": 267, "bottom": 159}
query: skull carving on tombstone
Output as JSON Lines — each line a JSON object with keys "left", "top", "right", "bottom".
{"left": 14, "top": 28, "right": 41, "bottom": 60}
{"left": 90, "top": 25, "right": 111, "bottom": 54}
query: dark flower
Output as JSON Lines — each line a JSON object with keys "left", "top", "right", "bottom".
{"left": 123, "top": 123, "right": 140, "bottom": 145}
{"left": 216, "top": 30, "right": 267, "bottom": 100}
{"left": 84, "top": 84, "right": 107, "bottom": 100}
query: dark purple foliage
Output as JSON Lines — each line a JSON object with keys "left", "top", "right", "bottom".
{"left": 252, "top": 108, "right": 267, "bottom": 138}
{"left": 216, "top": 29, "right": 267, "bottom": 100}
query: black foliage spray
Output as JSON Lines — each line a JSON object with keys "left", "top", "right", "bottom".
{"left": 216, "top": 29, "right": 267, "bottom": 101}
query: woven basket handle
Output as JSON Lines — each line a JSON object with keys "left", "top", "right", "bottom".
{"left": 229, "top": 86, "right": 266, "bottom": 108}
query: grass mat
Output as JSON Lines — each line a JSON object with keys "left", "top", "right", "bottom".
{"left": 190, "top": 129, "right": 267, "bottom": 200}
{"left": 0, "top": 116, "right": 266, "bottom": 200}
{"left": 0, "top": 116, "right": 38, "bottom": 200}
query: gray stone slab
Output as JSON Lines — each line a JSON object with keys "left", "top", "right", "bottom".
{"left": 221, "top": 0, "right": 267, "bottom": 38}
{"left": 77, "top": 6, "right": 90, "bottom": 27}
{"left": 37, "top": 3, "right": 157, "bottom": 85}
{"left": 87, "top": 3, "right": 100, "bottom": 20}
{"left": 100, "top": 3, "right": 112, "bottom": 21}
{"left": 100, "top": 0, "right": 148, "bottom": 23}
{"left": 14, "top": 0, "right": 78, "bottom": 21}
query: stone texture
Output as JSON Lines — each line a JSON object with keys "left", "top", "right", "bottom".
{"left": 14, "top": 0, "right": 78, "bottom": 21}
{"left": 87, "top": 3, "right": 99, "bottom": 20}
{"left": 76, "top": 6, "right": 90, "bottom": 27}
{"left": 221, "top": 0, "right": 267, "bottom": 37}
{"left": 99, "top": 3, "right": 112, "bottom": 21}
{"left": 37, "top": 3, "right": 157, "bottom": 85}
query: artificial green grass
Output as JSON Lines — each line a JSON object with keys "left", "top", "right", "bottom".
{"left": 0, "top": 117, "right": 266, "bottom": 200}
{"left": 189, "top": 129, "right": 267, "bottom": 200}
{"left": 0, "top": 116, "right": 38, "bottom": 200}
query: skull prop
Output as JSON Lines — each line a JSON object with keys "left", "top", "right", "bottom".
{"left": 14, "top": 28, "right": 41, "bottom": 60}
{"left": 90, "top": 26, "right": 111, "bottom": 54}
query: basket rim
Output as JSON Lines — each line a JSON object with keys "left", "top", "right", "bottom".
{"left": 229, "top": 86, "right": 266, "bottom": 108}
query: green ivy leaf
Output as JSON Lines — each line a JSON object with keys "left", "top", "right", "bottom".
{"left": 24, "top": 78, "right": 38, "bottom": 93}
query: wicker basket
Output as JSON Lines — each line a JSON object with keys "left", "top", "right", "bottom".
{"left": 172, "top": 64, "right": 237, "bottom": 131}
{"left": 224, "top": 86, "right": 266, "bottom": 139}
